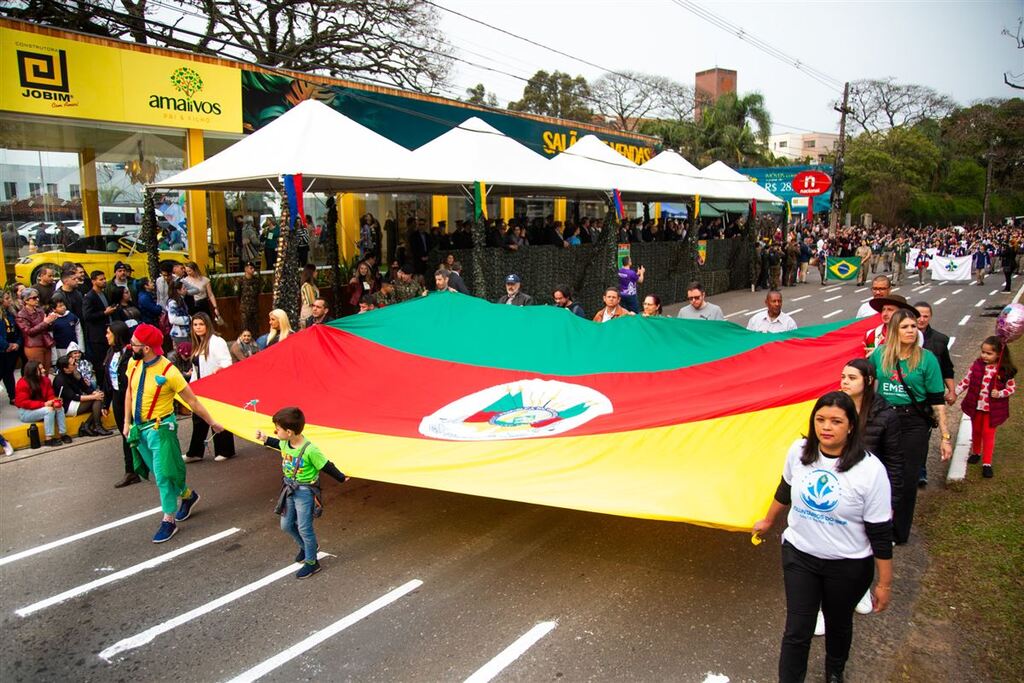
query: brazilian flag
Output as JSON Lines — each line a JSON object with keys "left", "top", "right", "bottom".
{"left": 825, "top": 256, "right": 862, "bottom": 281}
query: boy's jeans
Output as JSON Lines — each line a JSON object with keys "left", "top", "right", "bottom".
{"left": 18, "top": 406, "right": 66, "bottom": 437}
{"left": 280, "top": 486, "right": 318, "bottom": 563}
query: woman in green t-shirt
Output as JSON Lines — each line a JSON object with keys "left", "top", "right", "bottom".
{"left": 870, "top": 309, "right": 952, "bottom": 544}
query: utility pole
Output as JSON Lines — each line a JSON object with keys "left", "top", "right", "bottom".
{"left": 829, "top": 82, "right": 850, "bottom": 236}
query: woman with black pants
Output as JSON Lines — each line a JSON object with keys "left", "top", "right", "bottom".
{"left": 102, "top": 322, "right": 138, "bottom": 488}
{"left": 869, "top": 309, "right": 952, "bottom": 544}
{"left": 754, "top": 392, "right": 894, "bottom": 683}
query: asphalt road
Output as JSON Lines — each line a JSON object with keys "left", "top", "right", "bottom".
{"left": 1, "top": 266, "right": 1019, "bottom": 683}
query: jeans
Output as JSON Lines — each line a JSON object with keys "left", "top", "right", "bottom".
{"left": 779, "top": 542, "right": 875, "bottom": 683}
{"left": 18, "top": 406, "right": 67, "bottom": 437}
{"left": 280, "top": 486, "right": 318, "bottom": 563}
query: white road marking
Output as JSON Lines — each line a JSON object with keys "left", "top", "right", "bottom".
{"left": 702, "top": 675, "right": 731, "bottom": 683}
{"left": 861, "top": 297, "right": 872, "bottom": 303}
{"left": 824, "top": 286, "right": 842, "bottom": 292}
{"left": 958, "top": 315, "right": 970, "bottom": 326}
{"left": 975, "top": 299, "right": 986, "bottom": 308}
{"left": 919, "top": 287, "right": 932, "bottom": 294}
{"left": 822, "top": 310, "right": 844, "bottom": 319}
{"left": 724, "top": 309, "right": 748, "bottom": 318}
{"left": 951, "top": 288, "right": 963, "bottom": 295}
{"left": 946, "top": 414, "right": 973, "bottom": 482}
{"left": 463, "top": 622, "right": 558, "bottom": 683}
{"left": 0, "top": 507, "right": 163, "bottom": 567}
{"left": 933, "top": 297, "right": 947, "bottom": 306}
{"left": 99, "top": 552, "right": 330, "bottom": 662}
{"left": 224, "top": 579, "right": 423, "bottom": 683}
{"left": 791, "top": 295, "right": 811, "bottom": 302}
{"left": 824, "top": 295, "right": 842, "bottom": 302}
{"left": 788, "top": 308, "right": 804, "bottom": 315}
{"left": 892, "top": 287, "right": 901, "bottom": 291}
{"left": 16, "top": 528, "right": 240, "bottom": 618}
{"left": 911, "top": 285, "right": 927, "bottom": 292}
{"left": 855, "top": 287, "right": 867, "bottom": 293}
{"left": 990, "top": 289, "right": 1000, "bottom": 296}
{"left": 948, "top": 336, "right": 956, "bottom": 349}
{"left": 746, "top": 307, "right": 766, "bottom": 317}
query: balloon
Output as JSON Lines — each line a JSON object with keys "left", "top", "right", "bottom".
{"left": 995, "top": 303, "right": 1024, "bottom": 343}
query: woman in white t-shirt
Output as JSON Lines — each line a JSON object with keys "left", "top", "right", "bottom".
{"left": 182, "top": 312, "right": 236, "bottom": 463}
{"left": 753, "top": 391, "right": 894, "bottom": 683}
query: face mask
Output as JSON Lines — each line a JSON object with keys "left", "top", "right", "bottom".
{"left": 132, "top": 349, "right": 145, "bottom": 361}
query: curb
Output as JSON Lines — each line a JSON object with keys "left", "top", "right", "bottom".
{"left": 945, "top": 413, "right": 972, "bottom": 482}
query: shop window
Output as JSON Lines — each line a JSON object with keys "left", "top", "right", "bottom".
{"left": 777, "top": 141, "right": 787, "bottom": 148}
{"left": 805, "top": 140, "right": 816, "bottom": 148}
{"left": 3, "top": 181, "right": 15, "bottom": 200}
{"left": 29, "top": 182, "right": 41, "bottom": 197}
{"left": 47, "top": 183, "right": 58, "bottom": 196}
{"left": 69, "top": 184, "right": 81, "bottom": 199}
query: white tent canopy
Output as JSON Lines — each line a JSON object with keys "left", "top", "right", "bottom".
{"left": 641, "top": 150, "right": 702, "bottom": 178}
{"left": 150, "top": 99, "right": 414, "bottom": 193}
{"left": 699, "top": 160, "right": 783, "bottom": 203}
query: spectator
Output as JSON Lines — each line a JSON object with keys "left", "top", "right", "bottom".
{"left": 229, "top": 330, "right": 259, "bottom": 363}
{"left": 747, "top": 290, "right": 798, "bottom": 333}
{"left": 83, "top": 270, "right": 117, "bottom": 371}
{"left": 1, "top": 289, "right": 22, "bottom": 403}
{"left": 65, "top": 343, "right": 98, "bottom": 392}
{"left": 641, "top": 294, "right": 664, "bottom": 317}
{"left": 182, "top": 261, "right": 218, "bottom": 319}
{"left": 135, "top": 277, "right": 162, "bottom": 326}
{"left": 262, "top": 217, "right": 280, "bottom": 271}
{"left": 677, "top": 282, "right": 724, "bottom": 321}
{"left": 447, "top": 263, "right": 470, "bottom": 295}
{"left": 55, "top": 265, "right": 84, "bottom": 320}
{"left": 390, "top": 264, "right": 425, "bottom": 303}
{"left": 50, "top": 294, "right": 83, "bottom": 361}
{"left": 52, "top": 354, "right": 109, "bottom": 437}
{"left": 166, "top": 279, "right": 192, "bottom": 350}
{"left": 102, "top": 321, "right": 138, "bottom": 487}
{"left": 14, "top": 360, "right": 71, "bottom": 446}
{"left": 593, "top": 287, "right": 634, "bottom": 322}
{"left": 34, "top": 267, "right": 57, "bottom": 307}
{"left": 15, "top": 287, "right": 58, "bottom": 373}
{"left": 241, "top": 216, "right": 261, "bottom": 265}
{"left": 552, "top": 285, "right": 586, "bottom": 318}
{"left": 617, "top": 257, "right": 645, "bottom": 314}
{"left": 183, "top": 312, "right": 235, "bottom": 463}
{"left": 262, "top": 309, "right": 293, "bottom": 349}
{"left": 105, "top": 261, "right": 135, "bottom": 303}
{"left": 358, "top": 293, "right": 378, "bottom": 314}
{"left": 304, "top": 298, "right": 331, "bottom": 328}
{"left": 497, "top": 274, "right": 533, "bottom": 306}
{"left": 434, "top": 269, "right": 458, "bottom": 293}
{"left": 299, "top": 264, "right": 319, "bottom": 326}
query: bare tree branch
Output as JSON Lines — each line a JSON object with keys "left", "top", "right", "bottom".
{"left": 845, "top": 78, "right": 956, "bottom": 134}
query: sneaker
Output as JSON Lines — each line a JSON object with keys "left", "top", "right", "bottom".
{"left": 182, "top": 455, "right": 203, "bottom": 463}
{"left": 982, "top": 465, "right": 994, "bottom": 479}
{"left": 855, "top": 589, "right": 873, "bottom": 615}
{"left": 60, "top": 434, "right": 73, "bottom": 444}
{"left": 3, "top": 441, "right": 15, "bottom": 456}
{"left": 917, "top": 477, "right": 927, "bottom": 489}
{"left": 296, "top": 561, "right": 321, "bottom": 579}
{"left": 294, "top": 544, "right": 321, "bottom": 563}
{"left": 814, "top": 610, "right": 826, "bottom": 636}
{"left": 152, "top": 520, "right": 178, "bottom": 543}
{"left": 967, "top": 454, "right": 981, "bottom": 464}
{"left": 175, "top": 491, "right": 200, "bottom": 522}
{"left": 213, "top": 454, "right": 231, "bottom": 462}
{"left": 93, "top": 426, "right": 113, "bottom": 437}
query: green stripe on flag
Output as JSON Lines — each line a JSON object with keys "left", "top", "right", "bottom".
{"left": 826, "top": 256, "right": 862, "bottom": 281}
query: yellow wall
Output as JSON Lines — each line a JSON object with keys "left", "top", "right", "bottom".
{"left": 209, "top": 192, "right": 228, "bottom": 269}
{"left": 184, "top": 128, "right": 208, "bottom": 271}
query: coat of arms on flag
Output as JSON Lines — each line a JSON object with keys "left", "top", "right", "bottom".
{"left": 696, "top": 240, "right": 708, "bottom": 266}
{"left": 826, "top": 256, "right": 861, "bottom": 281}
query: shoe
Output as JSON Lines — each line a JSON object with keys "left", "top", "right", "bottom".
{"left": 152, "top": 520, "right": 178, "bottom": 543}
{"left": 3, "top": 442, "right": 14, "bottom": 456}
{"left": 45, "top": 438, "right": 61, "bottom": 447}
{"left": 182, "top": 455, "right": 203, "bottom": 463}
{"left": 175, "top": 490, "right": 200, "bottom": 522}
{"left": 827, "top": 672, "right": 844, "bottom": 683}
{"left": 814, "top": 610, "right": 825, "bottom": 636}
{"left": 967, "top": 454, "right": 981, "bottom": 464}
{"left": 60, "top": 434, "right": 73, "bottom": 444}
{"left": 114, "top": 472, "right": 141, "bottom": 488}
{"left": 93, "top": 426, "right": 113, "bottom": 437}
{"left": 77, "top": 424, "right": 95, "bottom": 437}
{"left": 294, "top": 544, "right": 321, "bottom": 563}
{"left": 982, "top": 465, "right": 993, "bottom": 478}
{"left": 214, "top": 454, "right": 232, "bottom": 462}
{"left": 296, "top": 561, "right": 321, "bottom": 579}
{"left": 855, "top": 589, "right": 873, "bottom": 615}
{"left": 917, "top": 477, "right": 927, "bottom": 489}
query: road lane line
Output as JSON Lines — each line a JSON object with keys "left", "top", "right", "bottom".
{"left": 959, "top": 315, "right": 970, "bottom": 326}
{"left": 0, "top": 507, "right": 163, "bottom": 568}
{"left": 919, "top": 287, "right": 932, "bottom": 294}
{"left": 788, "top": 308, "right": 803, "bottom": 315}
{"left": 824, "top": 286, "right": 841, "bottom": 292}
{"left": 16, "top": 528, "right": 240, "bottom": 618}
{"left": 951, "top": 288, "right": 963, "bottom": 295}
{"left": 791, "top": 295, "right": 810, "bottom": 302}
{"left": 855, "top": 287, "right": 867, "bottom": 293}
{"left": 824, "top": 295, "right": 842, "bottom": 302}
{"left": 724, "top": 309, "right": 748, "bottom": 318}
{"left": 892, "top": 287, "right": 901, "bottom": 291}
{"left": 933, "top": 297, "right": 947, "bottom": 306}
{"left": 746, "top": 307, "right": 766, "bottom": 317}
{"left": 822, "top": 310, "right": 843, "bottom": 319}
{"left": 463, "top": 622, "right": 558, "bottom": 683}
{"left": 99, "top": 552, "right": 329, "bottom": 662}
{"left": 975, "top": 299, "right": 986, "bottom": 308}
{"left": 948, "top": 336, "right": 956, "bottom": 349}
{"left": 946, "top": 414, "right": 973, "bottom": 482}
{"left": 989, "top": 289, "right": 1000, "bottom": 295}
{"left": 911, "top": 285, "right": 926, "bottom": 292}
{"left": 224, "top": 579, "right": 423, "bottom": 683}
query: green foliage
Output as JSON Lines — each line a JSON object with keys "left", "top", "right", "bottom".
{"left": 140, "top": 189, "right": 160, "bottom": 282}
{"left": 940, "top": 159, "right": 985, "bottom": 199}
{"left": 507, "top": 70, "right": 593, "bottom": 122}
{"left": 464, "top": 83, "right": 498, "bottom": 107}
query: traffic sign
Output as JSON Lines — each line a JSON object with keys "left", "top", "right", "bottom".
{"left": 792, "top": 170, "right": 832, "bottom": 197}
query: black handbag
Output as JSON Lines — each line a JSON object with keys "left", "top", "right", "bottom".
{"left": 895, "top": 362, "right": 939, "bottom": 428}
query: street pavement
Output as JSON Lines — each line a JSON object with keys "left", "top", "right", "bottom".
{"left": 1, "top": 267, "right": 1019, "bottom": 683}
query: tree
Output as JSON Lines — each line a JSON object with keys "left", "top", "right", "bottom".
{"left": 589, "top": 71, "right": 693, "bottom": 132}
{"left": 844, "top": 126, "right": 942, "bottom": 223}
{"left": 2, "top": 0, "right": 453, "bottom": 93}
{"left": 845, "top": 78, "right": 956, "bottom": 134}
{"left": 1002, "top": 17, "right": 1023, "bottom": 89}
{"left": 464, "top": 83, "right": 498, "bottom": 107}
{"left": 507, "top": 70, "right": 593, "bottom": 122}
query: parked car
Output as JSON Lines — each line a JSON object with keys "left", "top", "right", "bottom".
{"left": 15, "top": 235, "right": 189, "bottom": 284}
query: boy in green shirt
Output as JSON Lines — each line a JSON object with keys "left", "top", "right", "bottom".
{"left": 256, "top": 407, "right": 347, "bottom": 579}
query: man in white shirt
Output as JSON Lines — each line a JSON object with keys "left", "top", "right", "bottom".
{"left": 856, "top": 275, "right": 892, "bottom": 318}
{"left": 677, "top": 281, "right": 724, "bottom": 321}
{"left": 747, "top": 290, "right": 797, "bottom": 333}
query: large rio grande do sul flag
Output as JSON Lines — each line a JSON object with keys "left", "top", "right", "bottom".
{"left": 826, "top": 256, "right": 862, "bottom": 281}
{"left": 929, "top": 254, "right": 972, "bottom": 282}
{"left": 190, "top": 293, "right": 876, "bottom": 532}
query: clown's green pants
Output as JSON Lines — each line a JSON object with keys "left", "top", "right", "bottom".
{"left": 128, "top": 416, "right": 189, "bottom": 515}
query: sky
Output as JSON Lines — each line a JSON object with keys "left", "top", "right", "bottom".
{"left": 435, "top": 0, "right": 1024, "bottom": 134}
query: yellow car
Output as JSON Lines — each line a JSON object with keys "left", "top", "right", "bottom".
{"left": 15, "top": 235, "right": 190, "bottom": 285}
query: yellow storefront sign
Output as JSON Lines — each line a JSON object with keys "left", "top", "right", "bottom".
{"left": 1, "top": 26, "right": 241, "bottom": 132}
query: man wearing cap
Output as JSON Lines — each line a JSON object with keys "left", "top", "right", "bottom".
{"left": 497, "top": 274, "right": 533, "bottom": 306}
{"left": 124, "top": 323, "right": 223, "bottom": 543}
{"left": 390, "top": 264, "right": 425, "bottom": 303}
{"left": 106, "top": 261, "right": 134, "bottom": 303}
{"left": 864, "top": 294, "right": 924, "bottom": 353}
{"left": 856, "top": 275, "right": 893, "bottom": 318}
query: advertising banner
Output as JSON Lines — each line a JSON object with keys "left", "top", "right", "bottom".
{"left": 1, "top": 26, "right": 241, "bottom": 132}
{"left": 741, "top": 165, "right": 833, "bottom": 214}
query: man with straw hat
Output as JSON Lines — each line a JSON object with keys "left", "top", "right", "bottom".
{"left": 864, "top": 294, "right": 924, "bottom": 354}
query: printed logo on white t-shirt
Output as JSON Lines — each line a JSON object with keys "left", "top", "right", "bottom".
{"left": 800, "top": 469, "right": 841, "bottom": 513}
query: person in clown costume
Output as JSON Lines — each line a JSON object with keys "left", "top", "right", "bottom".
{"left": 123, "top": 323, "right": 224, "bottom": 543}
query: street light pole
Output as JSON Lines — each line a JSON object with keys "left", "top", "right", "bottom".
{"left": 829, "top": 82, "right": 850, "bottom": 236}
